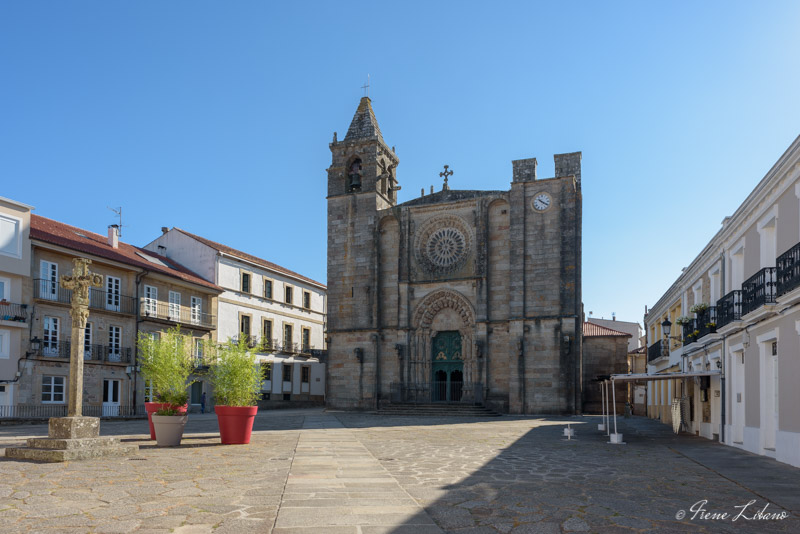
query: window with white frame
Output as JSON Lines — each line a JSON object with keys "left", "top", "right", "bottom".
{"left": 144, "top": 285, "right": 157, "bottom": 316}
{"left": 169, "top": 291, "right": 181, "bottom": 321}
{"left": 0, "top": 329, "right": 9, "bottom": 359}
{"left": 194, "top": 338, "right": 204, "bottom": 362}
{"left": 106, "top": 276, "right": 121, "bottom": 312}
{"left": 0, "top": 277, "right": 9, "bottom": 301}
{"left": 41, "top": 376, "right": 65, "bottom": 403}
{"left": 191, "top": 296, "right": 202, "bottom": 325}
{"left": 39, "top": 261, "right": 58, "bottom": 300}
{"left": 108, "top": 325, "right": 121, "bottom": 362}
{"left": 0, "top": 213, "right": 22, "bottom": 258}
{"left": 43, "top": 316, "right": 59, "bottom": 355}
{"left": 757, "top": 207, "right": 778, "bottom": 268}
{"left": 83, "top": 322, "right": 92, "bottom": 360}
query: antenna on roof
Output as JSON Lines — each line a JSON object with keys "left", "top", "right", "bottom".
{"left": 108, "top": 206, "right": 124, "bottom": 237}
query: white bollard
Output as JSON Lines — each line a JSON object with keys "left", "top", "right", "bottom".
{"left": 598, "top": 423, "right": 606, "bottom": 431}
{"left": 609, "top": 433, "right": 625, "bottom": 444}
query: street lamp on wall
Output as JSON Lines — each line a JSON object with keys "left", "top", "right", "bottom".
{"left": 661, "top": 319, "right": 671, "bottom": 357}
{"left": 661, "top": 318, "right": 672, "bottom": 339}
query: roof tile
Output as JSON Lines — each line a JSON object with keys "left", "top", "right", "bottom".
{"left": 30, "top": 215, "right": 221, "bottom": 291}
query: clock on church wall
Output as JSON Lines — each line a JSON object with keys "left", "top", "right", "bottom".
{"left": 531, "top": 192, "right": 553, "bottom": 212}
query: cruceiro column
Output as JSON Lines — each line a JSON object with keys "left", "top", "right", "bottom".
{"left": 4, "top": 258, "right": 139, "bottom": 462}
{"left": 60, "top": 258, "right": 103, "bottom": 416}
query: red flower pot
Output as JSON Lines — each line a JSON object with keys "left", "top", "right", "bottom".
{"left": 145, "top": 402, "right": 188, "bottom": 440}
{"left": 215, "top": 405, "right": 258, "bottom": 444}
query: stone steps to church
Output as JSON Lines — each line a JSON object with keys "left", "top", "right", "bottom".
{"left": 374, "top": 404, "right": 501, "bottom": 417}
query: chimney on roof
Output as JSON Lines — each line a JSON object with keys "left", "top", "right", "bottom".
{"left": 108, "top": 225, "right": 119, "bottom": 249}
{"left": 161, "top": 227, "right": 169, "bottom": 234}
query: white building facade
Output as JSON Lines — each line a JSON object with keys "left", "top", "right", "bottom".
{"left": 145, "top": 228, "right": 327, "bottom": 403}
{"left": 645, "top": 135, "right": 800, "bottom": 468}
{"left": 0, "top": 197, "right": 33, "bottom": 411}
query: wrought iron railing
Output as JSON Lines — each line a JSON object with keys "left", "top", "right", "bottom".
{"left": 0, "top": 404, "right": 146, "bottom": 419}
{"left": 140, "top": 301, "right": 216, "bottom": 329}
{"left": 38, "top": 340, "right": 132, "bottom": 363}
{"left": 34, "top": 279, "right": 136, "bottom": 315}
{"left": 389, "top": 382, "right": 484, "bottom": 404}
{"left": 777, "top": 241, "right": 800, "bottom": 297}
{"left": 682, "top": 321, "right": 696, "bottom": 344}
{"left": 716, "top": 290, "right": 741, "bottom": 328}
{"left": 89, "top": 287, "right": 137, "bottom": 315}
{"left": 0, "top": 301, "right": 27, "bottom": 323}
{"left": 647, "top": 339, "right": 663, "bottom": 362}
{"left": 741, "top": 267, "right": 777, "bottom": 316}
{"left": 696, "top": 307, "right": 717, "bottom": 340}
{"left": 33, "top": 279, "right": 71, "bottom": 304}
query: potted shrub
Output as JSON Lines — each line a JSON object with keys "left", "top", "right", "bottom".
{"left": 137, "top": 327, "right": 194, "bottom": 440}
{"left": 206, "top": 337, "right": 266, "bottom": 445}
{"left": 150, "top": 394, "right": 189, "bottom": 447}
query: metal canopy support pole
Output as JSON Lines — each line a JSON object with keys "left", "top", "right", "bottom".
{"left": 612, "top": 380, "right": 618, "bottom": 435}
{"left": 599, "top": 382, "right": 605, "bottom": 431}
{"left": 605, "top": 381, "right": 610, "bottom": 435}
{"left": 609, "top": 378, "right": 624, "bottom": 444}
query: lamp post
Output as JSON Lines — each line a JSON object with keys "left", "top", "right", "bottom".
{"left": 661, "top": 318, "right": 671, "bottom": 357}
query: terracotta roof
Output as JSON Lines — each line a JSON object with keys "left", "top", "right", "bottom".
{"left": 172, "top": 228, "right": 326, "bottom": 288}
{"left": 584, "top": 322, "right": 632, "bottom": 338}
{"left": 30, "top": 215, "right": 221, "bottom": 292}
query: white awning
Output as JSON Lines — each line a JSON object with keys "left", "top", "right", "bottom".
{"left": 609, "top": 370, "right": 721, "bottom": 382}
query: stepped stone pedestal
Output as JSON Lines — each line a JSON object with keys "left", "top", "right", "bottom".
{"left": 5, "top": 416, "right": 138, "bottom": 462}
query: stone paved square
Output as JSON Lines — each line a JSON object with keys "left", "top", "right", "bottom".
{"left": 0, "top": 408, "right": 798, "bottom": 533}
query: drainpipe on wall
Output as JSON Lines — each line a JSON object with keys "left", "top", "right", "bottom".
{"left": 719, "top": 251, "right": 726, "bottom": 443}
{"left": 372, "top": 334, "right": 380, "bottom": 411}
{"left": 134, "top": 270, "right": 149, "bottom": 410}
{"left": 517, "top": 336, "right": 525, "bottom": 413}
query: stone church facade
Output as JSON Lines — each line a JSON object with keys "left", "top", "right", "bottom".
{"left": 326, "top": 97, "right": 582, "bottom": 414}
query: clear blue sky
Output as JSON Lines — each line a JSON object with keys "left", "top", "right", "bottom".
{"left": 2, "top": 1, "right": 799, "bottom": 326}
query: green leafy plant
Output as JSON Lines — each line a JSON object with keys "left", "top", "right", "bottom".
{"left": 154, "top": 407, "right": 181, "bottom": 416}
{"left": 207, "top": 337, "right": 267, "bottom": 407}
{"left": 690, "top": 303, "right": 709, "bottom": 314}
{"left": 705, "top": 322, "right": 716, "bottom": 329}
{"left": 137, "top": 326, "right": 195, "bottom": 407}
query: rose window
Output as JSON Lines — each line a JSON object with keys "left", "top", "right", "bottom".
{"left": 426, "top": 228, "right": 466, "bottom": 268}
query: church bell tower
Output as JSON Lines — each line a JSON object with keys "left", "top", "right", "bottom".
{"left": 326, "top": 97, "right": 399, "bottom": 408}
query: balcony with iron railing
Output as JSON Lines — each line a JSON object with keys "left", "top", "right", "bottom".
{"left": 716, "top": 290, "right": 741, "bottom": 328}
{"left": 0, "top": 301, "right": 28, "bottom": 324}
{"left": 777, "top": 241, "right": 800, "bottom": 297}
{"left": 228, "top": 336, "right": 314, "bottom": 355}
{"left": 140, "top": 300, "right": 216, "bottom": 330}
{"left": 647, "top": 339, "right": 664, "bottom": 362}
{"left": 696, "top": 307, "right": 717, "bottom": 340}
{"left": 37, "top": 339, "right": 132, "bottom": 363}
{"left": 741, "top": 267, "right": 777, "bottom": 316}
{"left": 682, "top": 320, "right": 698, "bottom": 345}
{"left": 33, "top": 279, "right": 137, "bottom": 315}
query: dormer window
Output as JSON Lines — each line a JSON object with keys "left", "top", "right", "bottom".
{"left": 348, "top": 159, "right": 362, "bottom": 192}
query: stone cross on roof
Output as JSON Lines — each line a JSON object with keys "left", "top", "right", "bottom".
{"left": 440, "top": 165, "right": 453, "bottom": 191}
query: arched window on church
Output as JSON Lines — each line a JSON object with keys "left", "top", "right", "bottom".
{"left": 348, "top": 159, "right": 362, "bottom": 192}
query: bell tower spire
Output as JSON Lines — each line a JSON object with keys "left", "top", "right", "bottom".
{"left": 327, "top": 97, "right": 400, "bottom": 207}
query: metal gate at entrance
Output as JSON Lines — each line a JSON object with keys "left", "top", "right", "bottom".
{"left": 431, "top": 331, "right": 463, "bottom": 402}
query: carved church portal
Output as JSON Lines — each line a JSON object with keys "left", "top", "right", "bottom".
{"left": 431, "top": 331, "right": 463, "bottom": 402}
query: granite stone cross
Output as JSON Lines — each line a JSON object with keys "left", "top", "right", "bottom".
{"left": 60, "top": 258, "right": 103, "bottom": 417}
{"left": 439, "top": 165, "right": 453, "bottom": 191}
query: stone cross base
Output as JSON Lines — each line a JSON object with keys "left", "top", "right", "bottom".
{"left": 4, "top": 416, "right": 139, "bottom": 463}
